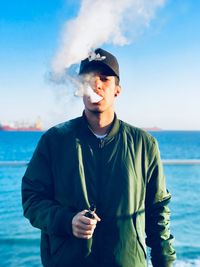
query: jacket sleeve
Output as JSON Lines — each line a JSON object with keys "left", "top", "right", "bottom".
{"left": 145, "top": 138, "right": 176, "bottom": 267}
{"left": 21, "top": 133, "right": 76, "bottom": 237}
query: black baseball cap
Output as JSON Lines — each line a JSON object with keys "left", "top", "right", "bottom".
{"left": 79, "top": 48, "right": 120, "bottom": 80}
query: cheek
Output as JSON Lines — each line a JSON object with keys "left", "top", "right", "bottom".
{"left": 108, "top": 87, "right": 116, "bottom": 98}
{"left": 106, "top": 92, "right": 115, "bottom": 104}
{"left": 83, "top": 95, "right": 86, "bottom": 102}
{"left": 83, "top": 95, "right": 89, "bottom": 105}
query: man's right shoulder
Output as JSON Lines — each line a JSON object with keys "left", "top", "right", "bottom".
{"left": 43, "top": 116, "right": 82, "bottom": 139}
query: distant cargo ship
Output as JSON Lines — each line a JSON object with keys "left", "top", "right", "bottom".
{"left": 0, "top": 118, "right": 42, "bottom": 131}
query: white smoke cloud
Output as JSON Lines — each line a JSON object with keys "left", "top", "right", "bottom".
{"left": 51, "top": 0, "right": 166, "bottom": 79}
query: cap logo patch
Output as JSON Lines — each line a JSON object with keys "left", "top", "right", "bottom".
{"left": 88, "top": 51, "right": 106, "bottom": 62}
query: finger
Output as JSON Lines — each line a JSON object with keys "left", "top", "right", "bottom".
{"left": 80, "top": 210, "right": 88, "bottom": 215}
{"left": 73, "top": 228, "right": 94, "bottom": 238}
{"left": 93, "top": 213, "right": 101, "bottom": 222}
{"left": 74, "top": 228, "right": 94, "bottom": 236}
{"left": 76, "top": 233, "right": 93, "bottom": 239}
{"left": 81, "top": 216, "right": 98, "bottom": 225}
{"left": 72, "top": 216, "right": 97, "bottom": 230}
{"left": 80, "top": 210, "right": 101, "bottom": 223}
{"left": 72, "top": 211, "right": 91, "bottom": 226}
{"left": 75, "top": 221, "right": 96, "bottom": 231}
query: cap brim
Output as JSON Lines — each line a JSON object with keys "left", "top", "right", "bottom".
{"left": 79, "top": 61, "right": 118, "bottom": 78}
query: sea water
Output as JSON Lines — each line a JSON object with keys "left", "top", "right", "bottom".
{"left": 0, "top": 130, "right": 200, "bottom": 267}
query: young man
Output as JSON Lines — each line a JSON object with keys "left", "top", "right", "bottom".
{"left": 22, "top": 48, "right": 176, "bottom": 267}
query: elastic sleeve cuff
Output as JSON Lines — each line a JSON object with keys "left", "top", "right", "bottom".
{"left": 47, "top": 207, "right": 77, "bottom": 236}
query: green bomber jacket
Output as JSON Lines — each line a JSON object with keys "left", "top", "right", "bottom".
{"left": 21, "top": 114, "right": 176, "bottom": 267}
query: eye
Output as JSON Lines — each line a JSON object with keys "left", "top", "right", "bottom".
{"left": 100, "top": 75, "right": 110, "bottom": 82}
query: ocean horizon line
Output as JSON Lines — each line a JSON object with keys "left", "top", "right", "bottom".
{"left": 1, "top": 127, "right": 200, "bottom": 132}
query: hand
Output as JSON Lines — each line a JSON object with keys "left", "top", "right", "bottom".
{"left": 72, "top": 210, "right": 101, "bottom": 239}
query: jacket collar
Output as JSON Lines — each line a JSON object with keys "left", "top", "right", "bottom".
{"left": 79, "top": 111, "right": 120, "bottom": 141}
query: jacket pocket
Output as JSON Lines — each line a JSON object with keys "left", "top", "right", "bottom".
{"left": 49, "top": 234, "right": 92, "bottom": 257}
{"left": 48, "top": 235, "right": 92, "bottom": 267}
{"left": 132, "top": 214, "right": 147, "bottom": 259}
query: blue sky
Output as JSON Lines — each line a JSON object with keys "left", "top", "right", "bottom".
{"left": 0, "top": 0, "right": 199, "bottom": 130}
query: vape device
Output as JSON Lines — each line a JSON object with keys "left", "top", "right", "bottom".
{"left": 84, "top": 204, "right": 96, "bottom": 219}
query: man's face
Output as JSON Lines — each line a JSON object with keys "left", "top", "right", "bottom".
{"left": 82, "top": 71, "right": 121, "bottom": 114}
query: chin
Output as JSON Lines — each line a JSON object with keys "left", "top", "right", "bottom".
{"left": 88, "top": 106, "right": 104, "bottom": 114}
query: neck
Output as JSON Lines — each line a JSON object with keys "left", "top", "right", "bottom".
{"left": 84, "top": 109, "right": 115, "bottom": 135}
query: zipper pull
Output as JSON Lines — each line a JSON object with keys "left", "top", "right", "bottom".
{"left": 99, "top": 139, "right": 104, "bottom": 148}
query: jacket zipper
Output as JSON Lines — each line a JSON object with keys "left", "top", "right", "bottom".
{"left": 98, "top": 139, "right": 105, "bottom": 148}
{"left": 96, "top": 138, "right": 104, "bottom": 215}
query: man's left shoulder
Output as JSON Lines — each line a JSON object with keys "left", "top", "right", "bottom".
{"left": 120, "top": 120, "right": 157, "bottom": 145}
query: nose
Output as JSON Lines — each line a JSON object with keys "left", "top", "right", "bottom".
{"left": 91, "top": 76, "right": 102, "bottom": 90}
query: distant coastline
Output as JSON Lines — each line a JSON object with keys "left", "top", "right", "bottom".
{"left": 0, "top": 121, "right": 199, "bottom": 132}
{"left": 142, "top": 127, "right": 162, "bottom": 131}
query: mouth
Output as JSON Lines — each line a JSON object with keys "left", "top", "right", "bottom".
{"left": 91, "top": 98, "right": 103, "bottom": 104}
{"left": 89, "top": 96, "right": 103, "bottom": 104}
{"left": 88, "top": 92, "right": 103, "bottom": 103}
{"left": 84, "top": 84, "right": 103, "bottom": 103}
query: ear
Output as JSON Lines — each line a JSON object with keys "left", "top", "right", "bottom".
{"left": 114, "top": 85, "right": 121, "bottom": 97}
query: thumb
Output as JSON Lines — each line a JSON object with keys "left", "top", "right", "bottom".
{"left": 93, "top": 213, "right": 101, "bottom": 222}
